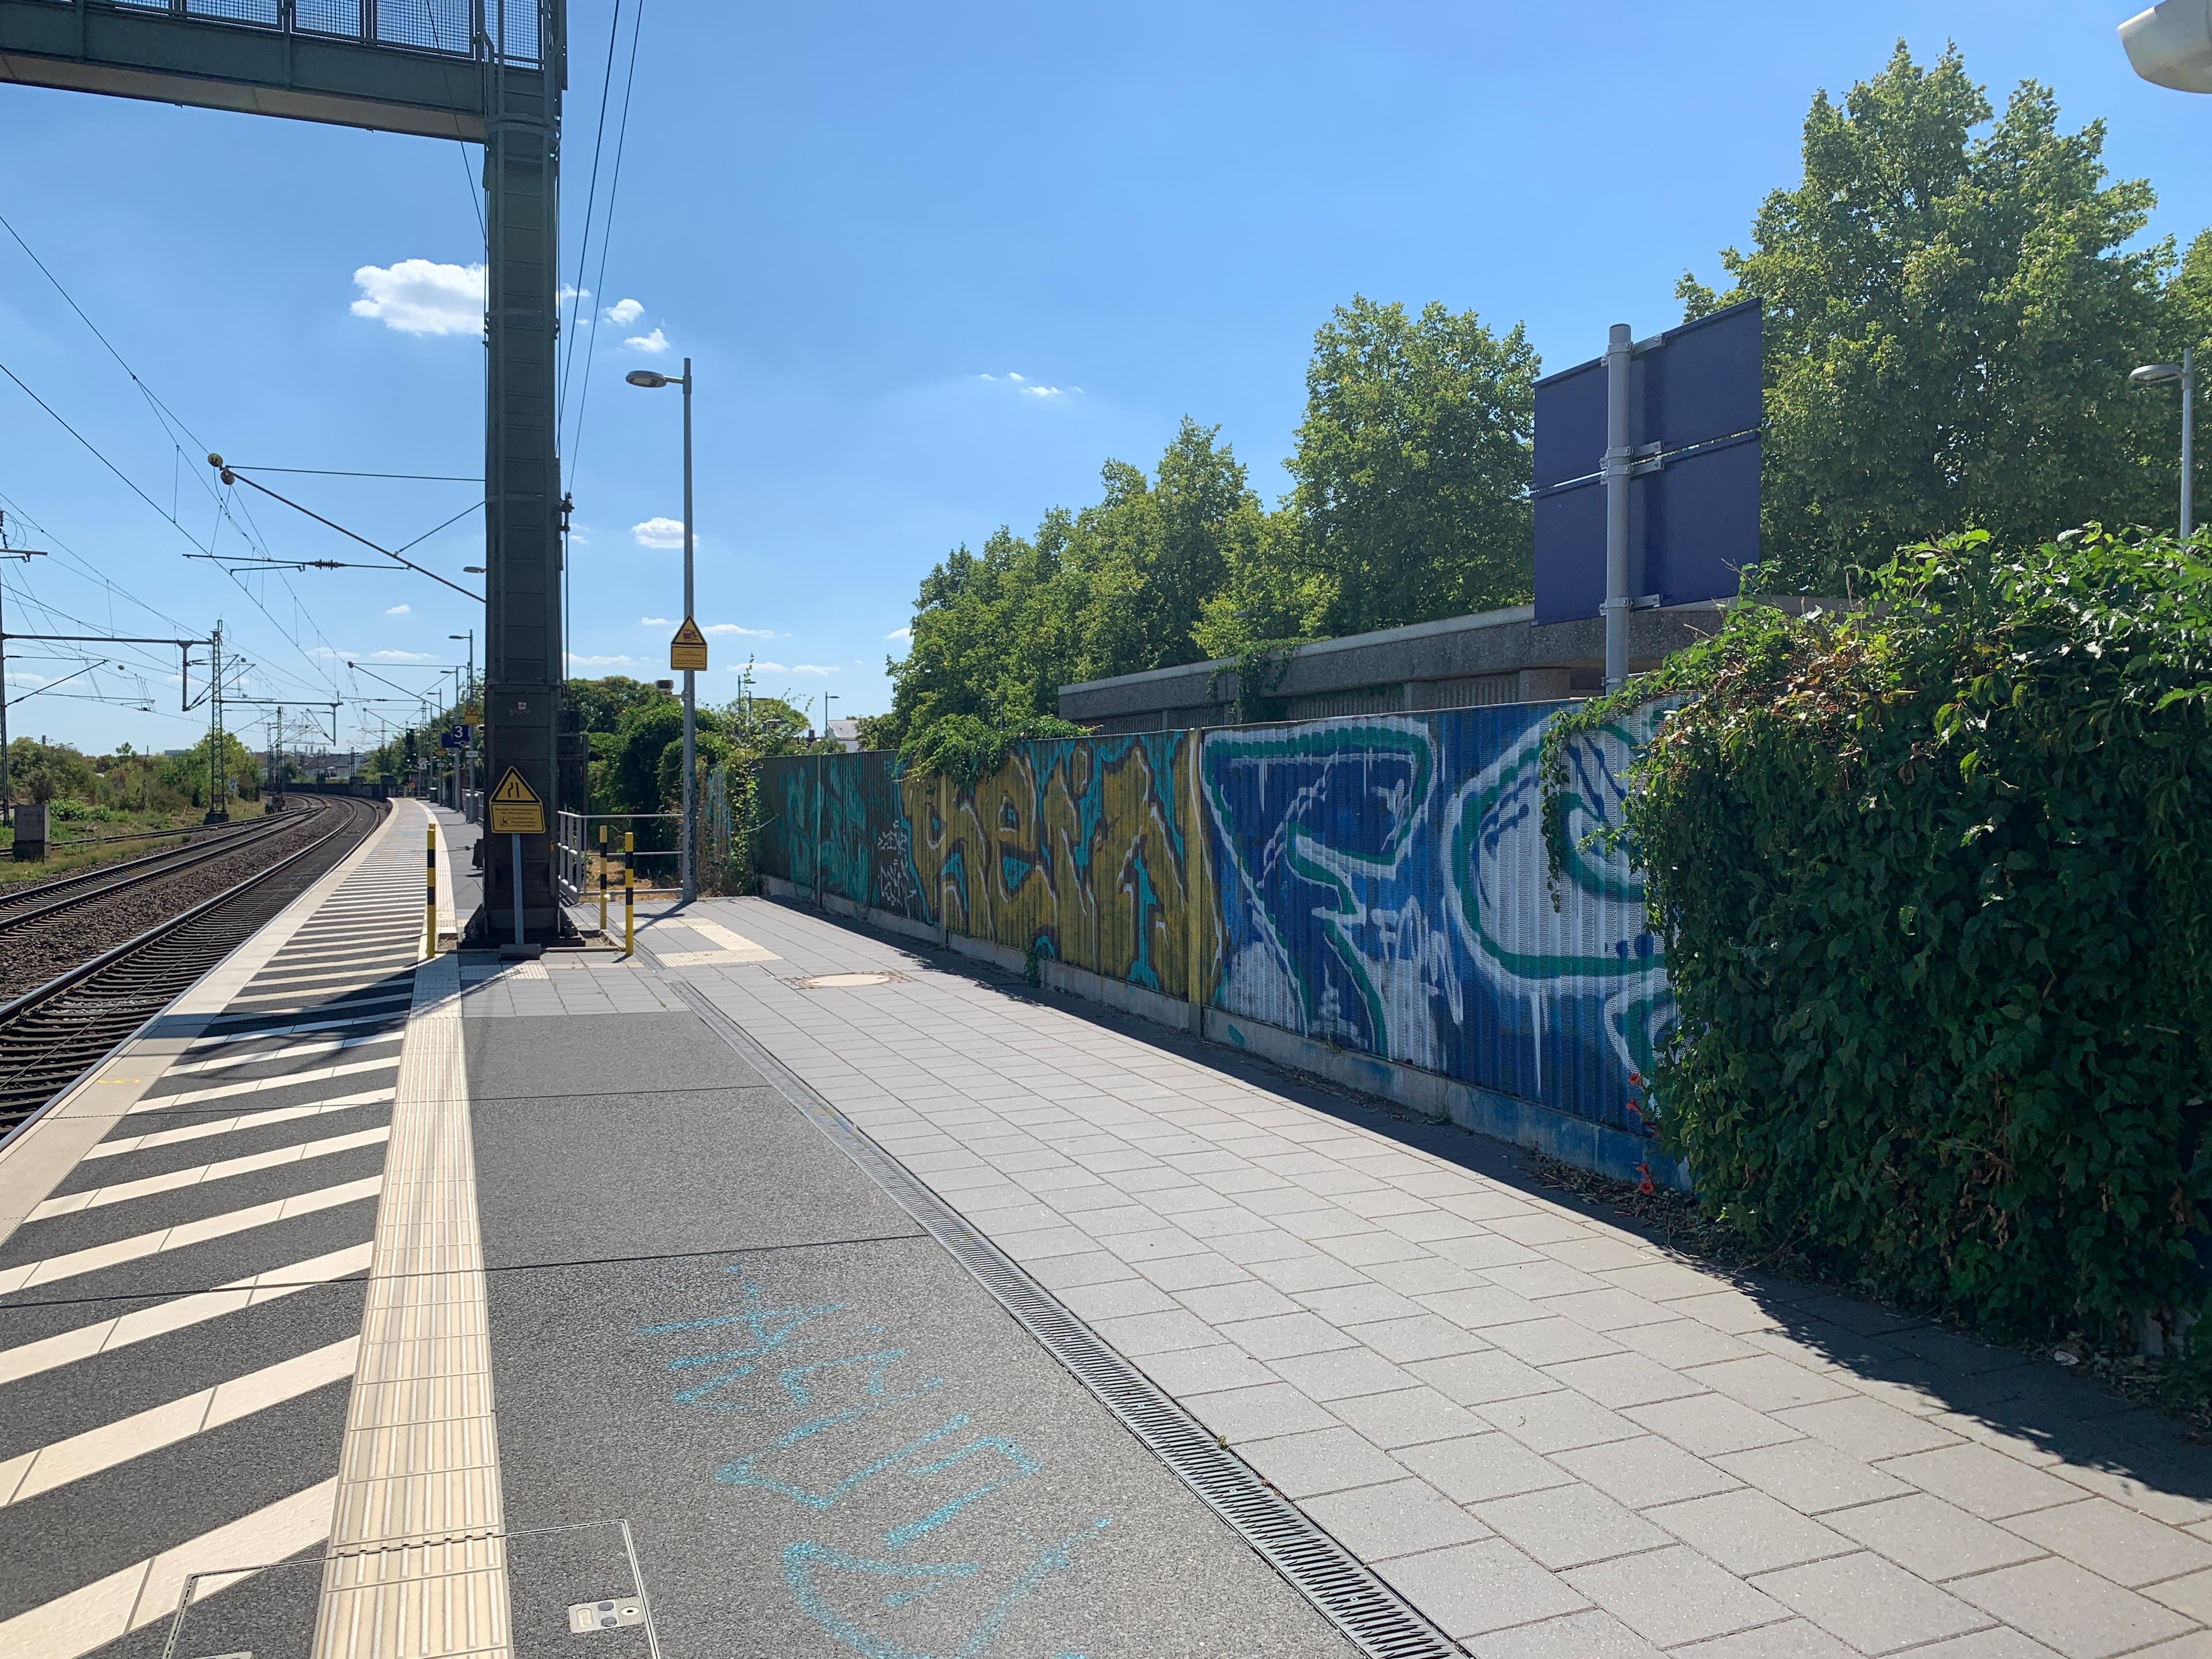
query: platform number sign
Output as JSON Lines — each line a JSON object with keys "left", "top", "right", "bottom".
{"left": 488, "top": 767, "right": 546, "bottom": 836}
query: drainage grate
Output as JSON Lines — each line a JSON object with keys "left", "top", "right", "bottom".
{"left": 669, "top": 979, "right": 1460, "bottom": 1659}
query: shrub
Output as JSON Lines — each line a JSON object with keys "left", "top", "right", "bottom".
{"left": 1546, "top": 527, "right": 2212, "bottom": 1342}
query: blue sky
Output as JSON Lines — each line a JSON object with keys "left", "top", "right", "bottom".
{"left": 0, "top": 1, "right": 2203, "bottom": 756}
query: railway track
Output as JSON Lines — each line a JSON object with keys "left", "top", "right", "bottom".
{"left": 0, "top": 794, "right": 389, "bottom": 1134}
{"left": 0, "top": 804, "right": 309, "bottom": 928}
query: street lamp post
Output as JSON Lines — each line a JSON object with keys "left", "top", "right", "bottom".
{"left": 627, "top": 359, "right": 698, "bottom": 903}
{"left": 2132, "top": 347, "right": 2196, "bottom": 540}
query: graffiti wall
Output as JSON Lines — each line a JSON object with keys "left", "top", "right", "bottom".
{"left": 757, "top": 733, "right": 1215, "bottom": 998}
{"left": 756, "top": 704, "right": 1670, "bottom": 1146}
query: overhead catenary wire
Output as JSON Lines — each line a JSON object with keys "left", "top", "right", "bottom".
{"left": 566, "top": 0, "right": 649, "bottom": 484}
{"left": 558, "top": 0, "right": 627, "bottom": 448}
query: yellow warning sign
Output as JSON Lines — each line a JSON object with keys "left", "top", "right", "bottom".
{"left": 670, "top": 616, "right": 709, "bottom": 672}
{"left": 487, "top": 766, "right": 546, "bottom": 835}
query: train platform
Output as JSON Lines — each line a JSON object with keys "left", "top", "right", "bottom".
{"left": 5, "top": 808, "right": 2212, "bottom": 1659}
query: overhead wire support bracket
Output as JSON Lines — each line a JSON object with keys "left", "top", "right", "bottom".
{"left": 206, "top": 456, "right": 484, "bottom": 602}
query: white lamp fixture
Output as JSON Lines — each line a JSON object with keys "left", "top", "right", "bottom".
{"left": 2122, "top": 0, "right": 2212, "bottom": 91}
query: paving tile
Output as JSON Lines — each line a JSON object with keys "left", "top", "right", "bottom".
{"left": 1295, "top": 1282, "right": 1426, "bottom": 1325}
{"left": 1774, "top": 1394, "right": 1963, "bottom": 1461}
{"left": 1271, "top": 1346, "right": 1422, "bottom": 1402}
{"left": 1409, "top": 1349, "right": 1562, "bottom": 1406}
{"left": 1301, "top": 1477, "right": 1491, "bottom": 1560}
{"left": 1219, "top": 1310, "right": 1365, "bottom": 1363}
{"left": 2051, "top": 1450, "right": 2212, "bottom": 1528}
{"left": 1368, "top": 1257, "right": 1491, "bottom": 1297}
{"left": 1886, "top": 1631, "right": 2065, "bottom": 1659}
{"left": 1025, "top": 1250, "right": 1138, "bottom": 1291}
{"left": 1315, "top": 1229, "right": 1435, "bottom": 1267}
{"left": 1825, "top": 1492, "right": 2044, "bottom": 1581}
{"left": 1209, "top": 1228, "right": 1324, "bottom": 1266}
{"left": 1547, "top": 1352, "right": 1713, "bottom": 1409}
{"left": 2129, "top": 1636, "right": 2212, "bottom": 1658}
{"left": 1236, "top": 1425, "right": 1412, "bottom": 1499}
{"left": 1183, "top": 1381, "right": 1340, "bottom": 1443}
{"left": 1675, "top": 1289, "right": 1787, "bottom": 1335}
{"left": 1468, "top": 1609, "right": 1665, "bottom": 1658}
{"left": 1751, "top": 1550, "right": 1986, "bottom": 1654}
{"left": 1557, "top": 1435, "right": 1743, "bottom": 1508}
{"left": 1540, "top": 1288, "right": 1695, "bottom": 1330}
{"left": 1472, "top": 1483, "right": 1672, "bottom": 1569}
{"left": 1351, "top": 1313, "right": 1493, "bottom": 1364}
{"left": 1949, "top": 1556, "right": 2195, "bottom": 1659}
{"left": 1054, "top": 1277, "right": 1182, "bottom": 1320}
{"left": 1399, "top": 1433, "right": 1577, "bottom": 1503}
{"left": 1603, "top": 1260, "right": 1728, "bottom": 1301}
{"left": 1625, "top": 1393, "right": 1801, "bottom": 1458}
{"left": 1484, "top": 1316, "right": 1626, "bottom": 1366}
{"left": 1134, "top": 1343, "right": 1277, "bottom": 1395}
{"left": 2147, "top": 1566, "right": 2212, "bottom": 1622}
{"left": 1487, "top": 1213, "right": 1596, "bottom": 1248}
{"left": 1377, "top": 1539, "right": 1590, "bottom": 1639}
{"left": 1131, "top": 1250, "right": 1248, "bottom": 1291}
{"left": 1717, "top": 1439, "right": 1913, "bottom": 1513}
{"left": 1332, "top": 1386, "right": 1491, "bottom": 1450}
{"left": 1481, "top": 1260, "right": 1611, "bottom": 1301}
{"left": 1616, "top": 1319, "right": 1766, "bottom": 1369}
{"left": 1880, "top": 1442, "right": 2099, "bottom": 1520}
{"left": 1667, "top": 1619, "right": 1858, "bottom": 1657}
{"left": 1543, "top": 1236, "right": 1660, "bottom": 1274}
{"left": 1248, "top": 1254, "right": 1374, "bottom": 1293}
{"left": 1091, "top": 1307, "right": 1222, "bottom": 1355}
{"left": 1689, "top": 1355, "right": 1859, "bottom": 1413}
{"left": 1431, "top": 1233, "right": 1550, "bottom": 1271}
{"left": 1645, "top": 1488, "right": 1851, "bottom": 1575}
{"left": 1420, "top": 1284, "right": 1552, "bottom": 1331}
{"left": 1565, "top": 1544, "right": 1786, "bottom": 1646}
{"left": 2002, "top": 1495, "right": 2212, "bottom": 1588}
{"left": 1174, "top": 1279, "right": 1303, "bottom": 1322}
{"left": 1477, "top": 1389, "right": 1643, "bottom": 1453}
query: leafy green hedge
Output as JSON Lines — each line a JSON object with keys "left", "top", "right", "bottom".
{"left": 1546, "top": 527, "right": 2212, "bottom": 1340}
{"left": 898, "top": 713, "right": 1089, "bottom": 786}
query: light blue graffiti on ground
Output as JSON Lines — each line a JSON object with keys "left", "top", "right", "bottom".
{"left": 1199, "top": 704, "right": 1674, "bottom": 1134}
{"left": 639, "top": 1271, "right": 1109, "bottom": 1659}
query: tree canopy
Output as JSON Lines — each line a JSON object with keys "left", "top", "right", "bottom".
{"left": 1679, "top": 42, "right": 2211, "bottom": 591}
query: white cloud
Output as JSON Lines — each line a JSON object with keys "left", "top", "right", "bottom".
{"left": 350, "top": 259, "right": 486, "bottom": 336}
{"left": 567, "top": 653, "right": 637, "bottom": 668}
{"left": 791, "top": 664, "right": 836, "bottom": 675}
{"left": 979, "top": 371, "right": 1073, "bottom": 398}
{"left": 703, "top": 622, "right": 775, "bottom": 637}
{"left": 639, "top": 616, "right": 675, "bottom": 626}
{"left": 385, "top": 603, "right": 411, "bottom": 615}
{"left": 885, "top": 625, "right": 912, "bottom": 641}
{"left": 604, "top": 297, "right": 643, "bottom": 327}
{"left": 370, "top": 649, "right": 435, "bottom": 662}
{"left": 631, "top": 518, "right": 684, "bottom": 549}
{"left": 625, "top": 327, "right": 671, "bottom": 355}
{"left": 745, "top": 661, "right": 790, "bottom": 673}
{"left": 309, "top": 646, "right": 361, "bottom": 660}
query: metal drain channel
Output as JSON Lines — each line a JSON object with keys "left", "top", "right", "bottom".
{"left": 668, "top": 978, "right": 1460, "bottom": 1659}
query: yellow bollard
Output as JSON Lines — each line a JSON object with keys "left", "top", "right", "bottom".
{"left": 597, "top": 823, "right": 610, "bottom": 938}
{"left": 623, "top": 830, "right": 635, "bottom": 958}
{"left": 423, "top": 820, "right": 438, "bottom": 957}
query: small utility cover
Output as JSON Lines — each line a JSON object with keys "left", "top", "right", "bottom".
{"left": 669, "top": 617, "right": 709, "bottom": 672}
{"left": 487, "top": 766, "right": 546, "bottom": 835}
{"left": 568, "top": 1599, "right": 646, "bottom": 1633}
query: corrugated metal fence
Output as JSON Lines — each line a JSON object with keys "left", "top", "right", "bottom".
{"left": 756, "top": 702, "right": 1671, "bottom": 1153}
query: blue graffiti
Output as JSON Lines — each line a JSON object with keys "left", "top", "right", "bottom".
{"left": 783, "top": 1521, "right": 1110, "bottom": 1659}
{"left": 646, "top": 1277, "right": 1111, "bottom": 1659}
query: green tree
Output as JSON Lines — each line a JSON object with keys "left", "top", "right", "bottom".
{"left": 1276, "top": 296, "right": 1538, "bottom": 640}
{"left": 1679, "top": 43, "right": 2199, "bottom": 590}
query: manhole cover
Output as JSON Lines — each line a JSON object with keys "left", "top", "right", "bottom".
{"left": 792, "top": 972, "right": 899, "bottom": 989}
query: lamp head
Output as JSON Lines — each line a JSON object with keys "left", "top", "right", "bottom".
{"left": 626, "top": 370, "right": 672, "bottom": 389}
{"left": 2132, "top": 363, "right": 2187, "bottom": 387}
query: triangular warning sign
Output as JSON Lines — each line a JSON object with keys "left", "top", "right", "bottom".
{"left": 487, "top": 766, "right": 546, "bottom": 834}
{"left": 490, "top": 767, "right": 541, "bottom": 805}
{"left": 670, "top": 616, "right": 709, "bottom": 671}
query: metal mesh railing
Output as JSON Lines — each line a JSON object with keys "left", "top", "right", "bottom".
{"left": 79, "top": 0, "right": 540, "bottom": 66}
